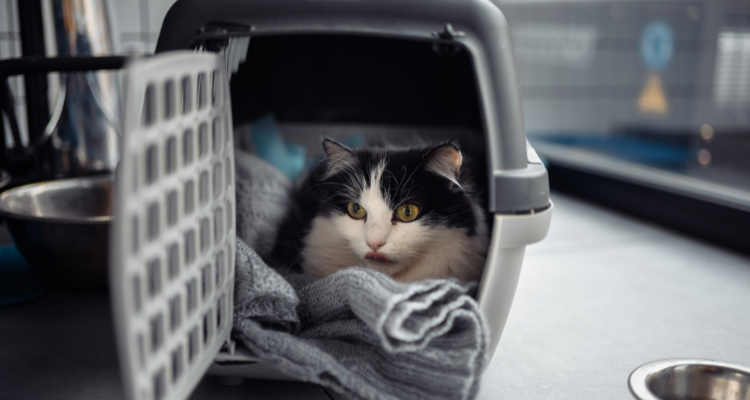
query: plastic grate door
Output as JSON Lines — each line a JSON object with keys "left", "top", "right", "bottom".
{"left": 110, "top": 52, "right": 236, "bottom": 400}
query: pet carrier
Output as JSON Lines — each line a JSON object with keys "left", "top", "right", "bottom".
{"left": 110, "top": 0, "right": 553, "bottom": 398}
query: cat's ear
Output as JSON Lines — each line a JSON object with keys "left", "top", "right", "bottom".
{"left": 322, "top": 138, "right": 357, "bottom": 177}
{"left": 424, "top": 142, "right": 463, "bottom": 189}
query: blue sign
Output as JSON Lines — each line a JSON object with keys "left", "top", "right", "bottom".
{"left": 640, "top": 20, "right": 674, "bottom": 71}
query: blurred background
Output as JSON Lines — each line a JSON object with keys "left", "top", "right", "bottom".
{"left": 496, "top": 0, "right": 750, "bottom": 254}
{"left": 2, "top": 0, "right": 750, "bottom": 252}
{"left": 2, "top": 2, "right": 750, "bottom": 399}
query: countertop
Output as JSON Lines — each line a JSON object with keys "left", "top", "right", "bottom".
{"left": 1, "top": 192, "right": 749, "bottom": 399}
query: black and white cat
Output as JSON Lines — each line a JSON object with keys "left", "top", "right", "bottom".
{"left": 275, "top": 139, "right": 490, "bottom": 282}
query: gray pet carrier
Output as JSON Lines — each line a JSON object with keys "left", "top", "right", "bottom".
{"left": 110, "top": 0, "right": 553, "bottom": 399}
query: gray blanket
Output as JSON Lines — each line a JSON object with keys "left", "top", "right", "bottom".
{"left": 233, "top": 151, "right": 489, "bottom": 400}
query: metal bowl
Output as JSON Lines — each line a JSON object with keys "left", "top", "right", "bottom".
{"left": 630, "top": 359, "right": 750, "bottom": 400}
{"left": 0, "top": 175, "right": 113, "bottom": 290}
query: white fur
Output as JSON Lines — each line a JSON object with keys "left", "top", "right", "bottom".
{"left": 301, "top": 161, "right": 489, "bottom": 282}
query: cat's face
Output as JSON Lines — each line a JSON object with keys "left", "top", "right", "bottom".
{"left": 301, "top": 140, "right": 488, "bottom": 282}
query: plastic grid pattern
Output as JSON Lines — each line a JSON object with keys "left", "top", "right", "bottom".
{"left": 110, "top": 52, "right": 235, "bottom": 400}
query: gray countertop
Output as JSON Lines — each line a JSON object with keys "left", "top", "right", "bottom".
{"left": 478, "top": 194, "right": 750, "bottom": 400}
{"left": 1, "top": 192, "right": 749, "bottom": 399}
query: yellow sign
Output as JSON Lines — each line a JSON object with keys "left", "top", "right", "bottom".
{"left": 637, "top": 73, "right": 669, "bottom": 115}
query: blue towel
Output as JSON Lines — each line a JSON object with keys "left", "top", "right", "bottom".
{"left": 251, "top": 113, "right": 366, "bottom": 179}
{"left": 251, "top": 114, "right": 307, "bottom": 180}
{"left": 0, "top": 245, "right": 45, "bottom": 307}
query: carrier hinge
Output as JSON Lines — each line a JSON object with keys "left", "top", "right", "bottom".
{"left": 222, "top": 338, "right": 237, "bottom": 355}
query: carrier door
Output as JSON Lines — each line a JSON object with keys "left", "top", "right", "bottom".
{"left": 110, "top": 52, "right": 236, "bottom": 400}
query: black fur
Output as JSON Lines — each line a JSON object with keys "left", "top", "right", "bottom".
{"left": 272, "top": 139, "right": 488, "bottom": 268}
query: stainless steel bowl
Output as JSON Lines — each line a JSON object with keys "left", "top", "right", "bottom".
{"left": 0, "top": 175, "right": 113, "bottom": 290}
{"left": 630, "top": 359, "right": 750, "bottom": 400}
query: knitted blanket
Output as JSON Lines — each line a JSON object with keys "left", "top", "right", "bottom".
{"left": 232, "top": 151, "right": 489, "bottom": 400}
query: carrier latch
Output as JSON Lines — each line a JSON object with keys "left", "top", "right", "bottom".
{"left": 433, "top": 23, "right": 465, "bottom": 40}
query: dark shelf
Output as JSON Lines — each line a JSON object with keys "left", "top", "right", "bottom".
{"left": 536, "top": 142, "right": 750, "bottom": 255}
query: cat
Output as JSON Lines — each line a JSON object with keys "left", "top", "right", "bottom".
{"left": 274, "top": 138, "right": 490, "bottom": 282}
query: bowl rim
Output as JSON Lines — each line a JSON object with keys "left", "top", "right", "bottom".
{"left": 0, "top": 174, "right": 114, "bottom": 224}
{"left": 628, "top": 358, "right": 750, "bottom": 400}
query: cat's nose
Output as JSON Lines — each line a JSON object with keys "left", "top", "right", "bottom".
{"left": 367, "top": 240, "right": 386, "bottom": 252}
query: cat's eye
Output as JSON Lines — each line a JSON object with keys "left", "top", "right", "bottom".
{"left": 347, "top": 202, "right": 367, "bottom": 220}
{"left": 396, "top": 204, "right": 419, "bottom": 222}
